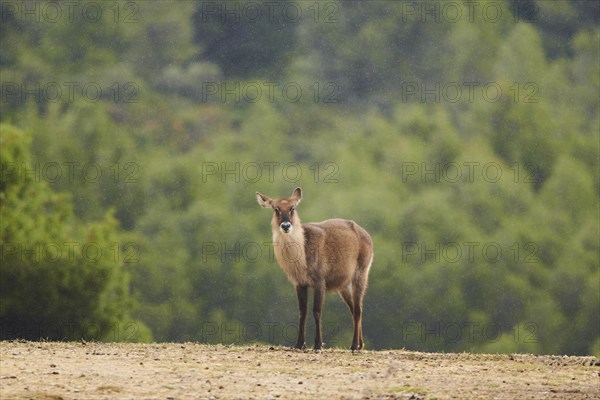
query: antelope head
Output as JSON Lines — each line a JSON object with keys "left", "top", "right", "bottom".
{"left": 256, "top": 187, "right": 302, "bottom": 234}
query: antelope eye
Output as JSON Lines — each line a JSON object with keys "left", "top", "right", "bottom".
{"left": 290, "top": 207, "right": 295, "bottom": 214}
{"left": 274, "top": 208, "right": 280, "bottom": 215}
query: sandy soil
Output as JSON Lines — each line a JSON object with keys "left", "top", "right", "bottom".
{"left": 0, "top": 341, "right": 598, "bottom": 399}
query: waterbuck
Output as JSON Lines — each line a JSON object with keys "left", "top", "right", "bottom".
{"left": 256, "top": 187, "right": 373, "bottom": 351}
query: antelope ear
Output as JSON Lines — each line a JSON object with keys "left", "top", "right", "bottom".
{"left": 292, "top": 187, "right": 302, "bottom": 204}
{"left": 256, "top": 192, "right": 272, "bottom": 208}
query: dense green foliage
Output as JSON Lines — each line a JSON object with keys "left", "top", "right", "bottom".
{"left": 1, "top": 0, "right": 598, "bottom": 355}
{"left": 0, "top": 124, "right": 151, "bottom": 341}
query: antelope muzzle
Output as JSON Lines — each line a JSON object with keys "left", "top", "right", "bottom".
{"left": 280, "top": 221, "right": 292, "bottom": 234}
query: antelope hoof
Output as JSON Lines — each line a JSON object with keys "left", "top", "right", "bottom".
{"left": 295, "top": 342, "right": 306, "bottom": 350}
{"left": 351, "top": 343, "right": 362, "bottom": 352}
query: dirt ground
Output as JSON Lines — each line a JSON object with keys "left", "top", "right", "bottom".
{"left": 0, "top": 341, "right": 598, "bottom": 400}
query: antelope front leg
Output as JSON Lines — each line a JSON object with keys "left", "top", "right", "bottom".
{"left": 295, "top": 285, "right": 308, "bottom": 349}
{"left": 313, "top": 284, "right": 326, "bottom": 351}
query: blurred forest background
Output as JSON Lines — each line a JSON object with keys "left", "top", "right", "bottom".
{"left": 1, "top": 0, "right": 598, "bottom": 356}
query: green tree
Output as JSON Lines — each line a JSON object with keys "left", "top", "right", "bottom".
{"left": 0, "top": 124, "right": 150, "bottom": 341}
{"left": 192, "top": 0, "right": 297, "bottom": 78}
